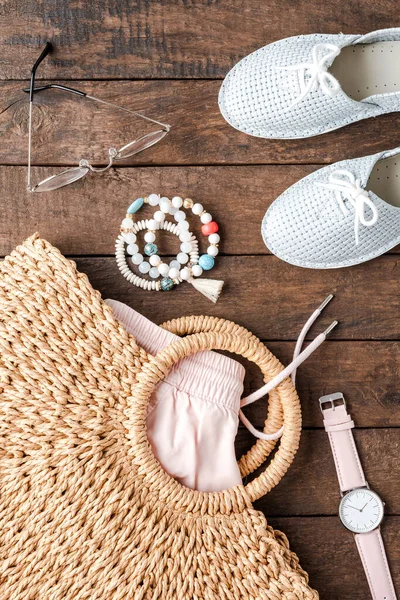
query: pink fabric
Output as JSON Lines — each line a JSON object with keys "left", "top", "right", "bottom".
{"left": 106, "top": 300, "right": 245, "bottom": 492}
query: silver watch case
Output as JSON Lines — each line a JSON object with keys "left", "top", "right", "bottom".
{"left": 339, "top": 488, "right": 385, "bottom": 534}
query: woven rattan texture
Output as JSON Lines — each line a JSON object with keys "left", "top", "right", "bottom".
{"left": 0, "top": 235, "right": 317, "bottom": 599}
{"left": 218, "top": 30, "right": 400, "bottom": 139}
{"left": 262, "top": 150, "right": 400, "bottom": 268}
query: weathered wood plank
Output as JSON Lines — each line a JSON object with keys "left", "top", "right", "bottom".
{"left": 1, "top": 81, "right": 399, "bottom": 165}
{"left": 268, "top": 517, "right": 399, "bottom": 599}
{"left": 68, "top": 256, "right": 400, "bottom": 340}
{"left": 235, "top": 429, "right": 400, "bottom": 516}
{"left": 0, "top": 165, "right": 312, "bottom": 255}
{"left": 239, "top": 341, "right": 400, "bottom": 428}
{"left": 0, "top": 0, "right": 398, "bottom": 79}
{"left": 2, "top": 250, "right": 397, "bottom": 338}
{"left": 0, "top": 166, "right": 399, "bottom": 257}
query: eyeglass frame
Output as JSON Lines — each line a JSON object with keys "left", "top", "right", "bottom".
{"left": 26, "top": 42, "right": 171, "bottom": 192}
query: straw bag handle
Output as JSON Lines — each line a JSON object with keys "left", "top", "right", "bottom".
{"left": 159, "top": 316, "right": 302, "bottom": 499}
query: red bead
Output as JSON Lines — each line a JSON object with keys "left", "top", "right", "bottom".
{"left": 201, "top": 221, "right": 219, "bottom": 236}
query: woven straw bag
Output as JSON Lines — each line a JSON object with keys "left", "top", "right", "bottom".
{"left": 0, "top": 235, "right": 318, "bottom": 600}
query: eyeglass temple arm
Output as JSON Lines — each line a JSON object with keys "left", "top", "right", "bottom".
{"left": 23, "top": 84, "right": 170, "bottom": 131}
{"left": 24, "top": 83, "right": 87, "bottom": 97}
{"left": 28, "top": 42, "right": 52, "bottom": 191}
{"left": 30, "top": 42, "right": 52, "bottom": 102}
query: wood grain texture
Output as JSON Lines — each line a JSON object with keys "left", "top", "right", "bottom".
{"left": 239, "top": 341, "right": 400, "bottom": 428}
{"left": 269, "top": 517, "right": 399, "bottom": 599}
{"left": 235, "top": 429, "right": 400, "bottom": 516}
{"left": 1, "top": 81, "right": 400, "bottom": 165}
{"left": 1, "top": 166, "right": 399, "bottom": 256}
{"left": 0, "top": 165, "right": 312, "bottom": 255}
{"left": 68, "top": 256, "right": 399, "bottom": 340}
{"left": 0, "top": 0, "right": 399, "bottom": 79}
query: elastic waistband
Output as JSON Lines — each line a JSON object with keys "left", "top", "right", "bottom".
{"left": 105, "top": 300, "right": 245, "bottom": 412}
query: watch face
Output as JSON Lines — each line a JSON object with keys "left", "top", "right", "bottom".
{"left": 339, "top": 489, "right": 384, "bottom": 533}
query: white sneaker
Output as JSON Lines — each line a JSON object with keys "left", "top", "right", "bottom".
{"left": 219, "top": 29, "right": 400, "bottom": 139}
{"left": 262, "top": 149, "right": 400, "bottom": 268}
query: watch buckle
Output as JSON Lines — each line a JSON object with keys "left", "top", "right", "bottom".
{"left": 319, "top": 392, "right": 346, "bottom": 413}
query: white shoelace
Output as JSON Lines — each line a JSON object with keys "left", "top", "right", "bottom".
{"left": 276, "top": 43, "right": 341, "bottom": 110}
{"left": 316, "top": 169, "right": 379, "bottom": 245}
{"left": 240, "top": 295, "right": 337, "bottom": 441}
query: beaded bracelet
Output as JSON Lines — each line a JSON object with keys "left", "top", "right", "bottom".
{"left": 116, "top": 220, "right": 199, "bottom": 291}
{"left": 116, "top": 193, "right": 224, "bottom": 302}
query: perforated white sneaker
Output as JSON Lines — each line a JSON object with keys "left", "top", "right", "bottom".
{"left": 262, "top": 149, "right": 400, "bottom": 268}
{"left": 219, "top": 29, "right": 400, "bottom": 139}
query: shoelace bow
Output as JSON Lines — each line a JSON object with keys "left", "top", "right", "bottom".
{"left": 316, "top": 169, "right": 379, "bottom": 245}
{"left": 276, "top": 43, "right": 341, "bottom": 110}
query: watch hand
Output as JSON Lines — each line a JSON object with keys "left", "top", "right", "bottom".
{"left": 360, "top": 497, "right": 374, "bottom": 512}
{"left": 347, "top": 504, "right": 361, "bottom": 512}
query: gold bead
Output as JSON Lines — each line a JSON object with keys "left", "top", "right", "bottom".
{"left": 183, "top": 198, "right": 193, "bottom": 209}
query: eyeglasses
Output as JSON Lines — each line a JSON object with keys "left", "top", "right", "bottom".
{"left": 26, "top": 43, "right": 171, "bottom": 192}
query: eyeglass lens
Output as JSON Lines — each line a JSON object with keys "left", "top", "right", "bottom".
{"left": 32, "top": 166, "right": 89, "bottom": 192}
{"left": 116, "top": 130, "right": 168, "bottom": 159}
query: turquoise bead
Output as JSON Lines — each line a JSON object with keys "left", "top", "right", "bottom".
{"left": 160, "top": 277, "right": 175, "bottom": 291}
{"left": 144, "top": 243, "right": 158, "bottom": 256}
{"left": 127, "top": 197, "right": 144, "bottom": 214}
{"left": 198, "top": 254, "right": 215, "bottom": 271}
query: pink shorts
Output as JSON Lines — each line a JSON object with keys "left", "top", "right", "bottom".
{"left": 106, "top": 300, "right": 245, "bottom": 492}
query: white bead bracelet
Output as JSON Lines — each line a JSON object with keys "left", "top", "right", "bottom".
{"left": 116, "top": 193, "right": 224, "bottom": 302}
{"left": 116, "top": 219, "right": 199, "bottom": 291}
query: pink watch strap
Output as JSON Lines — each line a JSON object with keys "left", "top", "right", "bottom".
{"left": 320, "top": 393, "right": 397, "bottom": 600}
{"left": 320, "top": 392, "right": 366, "bottom": 492}
{"left": 356, "top": 529, "right": 397, "bottom": 600}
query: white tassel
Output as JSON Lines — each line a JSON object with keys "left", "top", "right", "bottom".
{"left": 188, "top": 277, "right": 224, "bottom": 303}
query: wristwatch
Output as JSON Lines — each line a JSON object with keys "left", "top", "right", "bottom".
{"left": 319, "top": 392, "right": 397, "bottom": 600}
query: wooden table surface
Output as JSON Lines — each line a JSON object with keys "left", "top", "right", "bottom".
{"left": 0, "top": 2, "right": 399, "bottom": 598}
